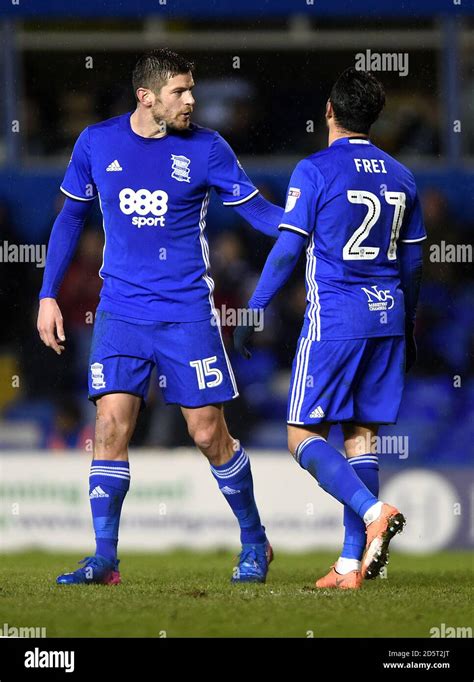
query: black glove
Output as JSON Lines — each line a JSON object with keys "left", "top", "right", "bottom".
{"left": 405, "top": 319, "right": 417, "bottom": 373}
{"left": 233, "top": 322, "right": 255, "bottom": 359}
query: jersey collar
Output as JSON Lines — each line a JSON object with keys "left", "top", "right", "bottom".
{"left": 330, "top": 136, "right": 372, "bottom": 147}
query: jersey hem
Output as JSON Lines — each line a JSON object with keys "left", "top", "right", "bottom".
{"left": 97, "top": 299, "right": 214, "bottom": 323}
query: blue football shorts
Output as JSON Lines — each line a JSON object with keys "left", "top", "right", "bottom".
{"left": 88, "top": 310, "right": 238, "bottom": 408}
{"left": 287, "top": 335, "right": 405, "bottom": 425}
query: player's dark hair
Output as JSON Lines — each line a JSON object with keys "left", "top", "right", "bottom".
{"left": 329, "top": 67, "right": 385, "bottom": 134}
{"left": 132, "top": 48, "right": 194, "bottom": 97}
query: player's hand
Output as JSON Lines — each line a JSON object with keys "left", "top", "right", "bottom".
{"left": 405, "top": 320, "right": 417, "bottom": 373}
{"left": 233, "top": 322, "right": 255, "bottom": 360}
{"left": 37, "top": 298, "right": 66, "bottom": 355}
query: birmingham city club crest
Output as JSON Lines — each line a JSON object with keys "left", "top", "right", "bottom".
{"left": 171, "top": 154, "right": 191, "bottom": 183}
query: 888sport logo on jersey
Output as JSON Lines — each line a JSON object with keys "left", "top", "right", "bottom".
{"left": 119, "top": 188, "right": 169, "bottom": 228}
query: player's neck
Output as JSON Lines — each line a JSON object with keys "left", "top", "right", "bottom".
{"left": 130, "top": 108, "right": 167, "bottom": 139}
{"left": 328, "top": 128, "right": 369, "bottom": 146}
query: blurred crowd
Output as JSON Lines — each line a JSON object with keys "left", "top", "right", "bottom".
{"left": 18, "top": 49, "right": 448, "bottom": 160}
{"left": 0, "top": 183, "right": 472, "bottom": 463}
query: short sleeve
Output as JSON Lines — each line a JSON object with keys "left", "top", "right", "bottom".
{"left": 208, "top": 133, "right": 259, "bottom": 206}
{"left": 60, "top": 128, "right": 98, "bottom": 202}
{"left": 399, "top": 187, "right": 427, "bottom": 244}
{"left": 278, "top": 159, "right": 325, "bottom": 237}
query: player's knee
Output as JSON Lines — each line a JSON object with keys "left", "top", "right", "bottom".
{"left": 287, "top": 434, "right": 299, "bottom": 459}
{"left": 95, "top": 411, "right": 133, "bottom": 450}
{"left": 189, "top": 422, "right": 219, "bottom": 452}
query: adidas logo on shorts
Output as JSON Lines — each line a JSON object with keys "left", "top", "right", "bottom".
{"left": 89, "top": 486, "right": 110, "bottom": 499}
{"left": 309, "top": 405, "right": 325, "bottom": 418}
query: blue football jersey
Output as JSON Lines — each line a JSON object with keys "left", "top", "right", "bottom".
{"left": 279, "top": 137, "right": 427, "bottom": 340}
{"left": 60, "top": 112, "right": 259, "bottom": 322}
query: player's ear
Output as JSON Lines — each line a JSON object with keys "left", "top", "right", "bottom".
{"left": 325, "top": 99, "right": 333, "bottom": 119}
{"left": 136, "top": 87, "right": 154, "bottom": 107}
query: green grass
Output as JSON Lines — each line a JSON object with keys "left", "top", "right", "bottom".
{"left": 0, "top": 551, "right": 472, "bottom": 638}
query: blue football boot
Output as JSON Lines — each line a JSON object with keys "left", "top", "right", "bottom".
{"left": 56, "top": 555, "right": 121, "bottom": 585}
{"left": 231, "top": 539, "right": 274, "bottom": 583}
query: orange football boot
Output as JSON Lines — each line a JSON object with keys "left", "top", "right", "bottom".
{"left": 315, "top": 564, "right": 362, "bottom": 589}
{"left": 362, "top": 503, "right": 406, "bottom": 580}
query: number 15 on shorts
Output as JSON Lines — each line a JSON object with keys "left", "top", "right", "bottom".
{"left": 189, "top": 356, "right": 223, "bottom": 389}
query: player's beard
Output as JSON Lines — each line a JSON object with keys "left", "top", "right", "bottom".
{"left": 151, "top": 109, "right": 191, "bottom": 133}
{"left": 167, "top": 117, "right": 191, "bottom": 132}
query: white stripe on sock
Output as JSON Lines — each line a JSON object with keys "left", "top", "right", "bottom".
{"left": 90, "top": 471, "right": 130, "bottom": 481}
{"left": 294, "top": 435, "right": 325, "bottom": 463}
{"left": 210, "top": 451, "right": 249, "bottom": 479}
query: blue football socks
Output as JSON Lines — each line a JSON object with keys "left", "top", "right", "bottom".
{"left": 342, "top": 454, "right": 379, "bottom": 560}
{"left": 294, "top": 436, "right": 378, "bottom": 519}
{"left": 210, "top": 444, "right": 267, "bottom": 545}
{"left": 89, "top": 459, "right": 130, "bottom": 562}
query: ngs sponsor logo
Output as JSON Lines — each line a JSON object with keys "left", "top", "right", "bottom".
{"left": 119, "top": 188, "right": 169, "bottom": 228}
{"left": 361, "top": 284, "right": 394, "bottom": 311}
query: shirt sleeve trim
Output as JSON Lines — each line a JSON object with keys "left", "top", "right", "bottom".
{"left": 222, "top": 188, "right": 259, "bottom": 206}
{"left": 60, "top": 187, "right": 97, "bottom": 202}
{"left": 278, "top": 223, "right": 310, "bottom": 237}
{"left": 400, "top": 236, "right": 427, "bottom": 243}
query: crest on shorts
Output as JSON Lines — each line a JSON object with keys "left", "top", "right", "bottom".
{"left": 171, "top": 154, "right": 191, "bottom": 183}
{"left": 90, "top": 362, "right": 106, "bottom": 390}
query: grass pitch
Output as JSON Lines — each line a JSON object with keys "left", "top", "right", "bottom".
{"left": 0, "top": 550, "right": 471, "bottom": 638}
